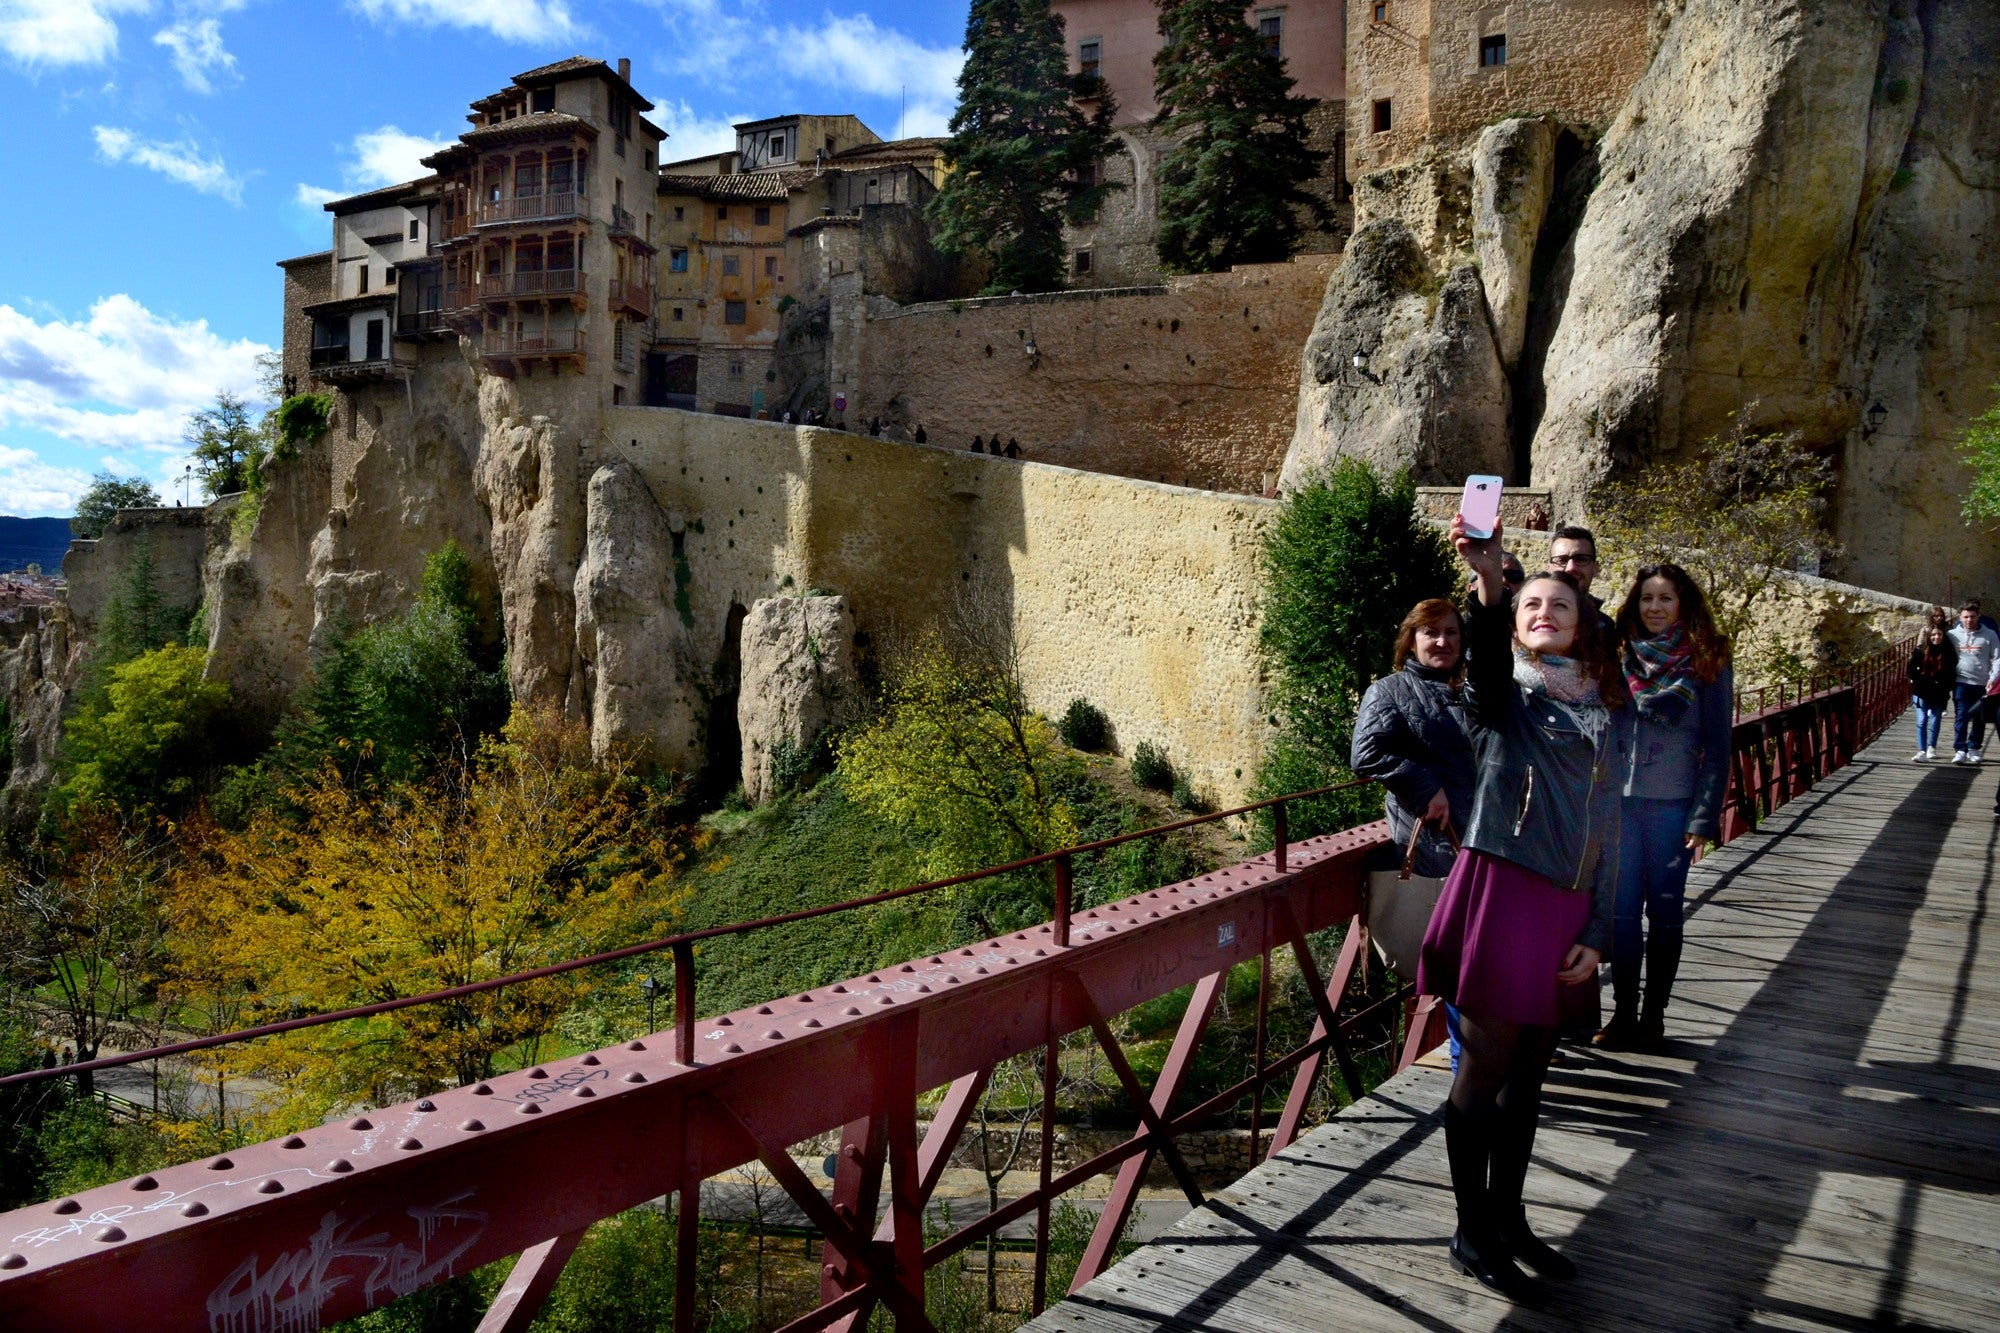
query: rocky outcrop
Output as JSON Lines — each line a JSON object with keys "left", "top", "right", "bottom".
{"left": 737, "top": 595, "right": 858, "bottom": 804}
{"left": 0, "top": 605, "right": 72, "bottom": 830}
{"left": 1530, "top": 0, "right": 2000, "bottom": 595}
{"left": 204, "top": 448, "right": 329, "bottom": 731}
{"left": 1283, "top": 220, "right": 1512, "bottom": 489}
{"left": 573, "top": 461, "right": 702, "bottom": 769}
{"left": 1471, "top": 117, "right": 1556, "bottom": 372}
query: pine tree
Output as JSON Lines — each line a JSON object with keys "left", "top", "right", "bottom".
{"left": 1151, "top": 0, "right": 1325, "bottom": 273}
{"left": 929, "top": 0, "right": 1119, "bottom": 294}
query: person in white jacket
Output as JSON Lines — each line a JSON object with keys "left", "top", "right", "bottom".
{"left": 1947, "top": 602, "right": 1999, "bottom": 763}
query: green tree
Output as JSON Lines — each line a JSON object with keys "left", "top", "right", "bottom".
{"left": 60, "top": 645, "right": 229, "bottom": 816}
{"left": 1958, "top": 379, "right": 2000, "bottom": 525}
{"left": 91, "top": 537, "right": 191, "bottom": 675}
{"left": 929, "top": 0, "right": 1120, "bottom": 294}
{"left": 1252, "top": 462, "right": 1456, "bottom": 839}
{"left": 70, "top": 472, "right": 161, "bottom": 539}
{"left": 1152, "top": 0, "right": 1325, "bottom": 272}
{"left": 184, "top": 391, "right": 266, "bottom": 498}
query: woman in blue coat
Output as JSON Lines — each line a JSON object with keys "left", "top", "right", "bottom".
{"left": 1597, "top": 562, "right": 1734, "bottom": 1051}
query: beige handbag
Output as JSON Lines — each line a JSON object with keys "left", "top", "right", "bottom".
{"left": 1366, "top": 823, "right": 1457, "bottom": 978}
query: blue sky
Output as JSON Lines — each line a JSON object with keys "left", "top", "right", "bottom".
{"left": 0, "top": 0, "right": 970, "bottom": 516}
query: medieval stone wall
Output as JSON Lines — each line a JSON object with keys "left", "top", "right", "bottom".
{"left": 841, "top": 255, "right": 1337, "bottom": 494}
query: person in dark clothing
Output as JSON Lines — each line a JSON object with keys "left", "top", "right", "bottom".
{"left": 1420, "top": 514, "right": 1631, "bottom": 1298}
{"left": 1548, "top": 525, "right": 1619, "bottom": 657}
{"left": 1352, "top": 598, "right": 1474, "bottom": 877}
{"left": 971, "top": 436, "right": 985, "bottom": 453}
{"left": 1598, "top": 562, "right": 1733, "bottom": 1052}
{"left": 913, "top": 424, "right": 928, "bottom": 444}
{"left": 1005, "top": 437, "right": 1020, "bottom": 458}
{"left": 1501, "top": 552, "right": 1526, "bottom": 591}
{"left": 1908, "top": 625, "right": 1954, "bottom": 761}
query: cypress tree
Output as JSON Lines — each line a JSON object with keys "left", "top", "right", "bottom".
{"left": 929, "top": 0, "right": 1119, "bottom": 294}
{"left": 1151, "top": 0, "right": 1325, "bottom": 273}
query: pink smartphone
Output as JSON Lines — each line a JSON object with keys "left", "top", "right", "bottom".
{"left": 1460, "top": 475, "right": 1504, "bottom": 541}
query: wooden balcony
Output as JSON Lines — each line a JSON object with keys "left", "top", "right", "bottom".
{"left": 479, "top": 327, "right": 585, "bottom": 374}
{"left": 430, "top": 211, "right": 473, "bottom": 251}
{"left": 310, "top": 346, "right": 409, "bottom": 381}
{"left": 607, "top": 278, "right": 652, "bottom": 319}
{"left": 396, "top": 309, "right": 449, "bottom": 338}
{"left": 475, "top": 192, "right": 584, "bottom": 227}
{"left": 480, "top": 269, "right": 586, "bottom": 303}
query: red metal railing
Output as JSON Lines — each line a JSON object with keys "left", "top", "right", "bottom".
{"left": 0, "top": 783, "right": 1416, "bottom": 1333}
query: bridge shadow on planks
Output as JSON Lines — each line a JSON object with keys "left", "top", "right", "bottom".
{"left": 1032, "top": 753, "right": 2000, "bottom": 1332}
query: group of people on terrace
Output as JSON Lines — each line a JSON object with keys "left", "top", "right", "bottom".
{"left": 1351, "top": 519, "right": 1735, "bottom": 1300}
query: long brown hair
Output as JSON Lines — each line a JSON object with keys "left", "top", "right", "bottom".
{"left": 1392, "top": 598, "right": 1465, "bottom": 684}
{"left": 1518, "top": 571, "right": 1626, "bottom": 709}
{"left": 1614, "top": 562, "right": 1732, "bottom": 683}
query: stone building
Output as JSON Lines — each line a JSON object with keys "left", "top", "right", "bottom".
{"left": 1054, "top": 0, "right": 1351, "bottom": 288}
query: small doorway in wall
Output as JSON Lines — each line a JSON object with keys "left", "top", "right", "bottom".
{"left": 365, "top": 318, "right": 385, "bottom": 362}
{"left": 703, "top": 603, "right": 748, "bottom": 801}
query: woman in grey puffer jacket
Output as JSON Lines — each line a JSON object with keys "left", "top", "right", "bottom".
{"left": 1351, "top": 598, "right": 1475, "bottom": 876}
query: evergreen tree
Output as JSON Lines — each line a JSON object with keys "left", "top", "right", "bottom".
{"left": 929, "top": 0, "right": 1119, "bottom": 294}
{"left": 1151, "top": 0, "right": 1325, "bottom": 273}
{"left": 70, "top": 473, "right": 161, "bottom": 539}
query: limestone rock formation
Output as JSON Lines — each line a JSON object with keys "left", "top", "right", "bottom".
{"left": 1530, "top": 0, "right": 2000, "bottom": 595}
{"left": 204, "top": 448, "right": 331, "bottom": 730}
{"left": 1283, "top": 220, "right": 1511, "bottom": 489}
{"left": 0, "top": 606, "right": 72, "bottom": 831}
{"left": 573, "top": 460, "right": 702, "bottom": 769}
{"left": 1471, "top": 117, "right": 1556, "bottom": 372}
{"left": 737, "top": 595, "right": 858, "bottom": 804}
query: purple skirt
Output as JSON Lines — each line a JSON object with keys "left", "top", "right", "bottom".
{"left": 1418, "top": 847, "right": 1592, "bottom": 1028}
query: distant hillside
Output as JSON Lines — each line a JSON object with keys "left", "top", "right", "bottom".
{"left": 0, "top": 516, "right": 72, "bottom": 573}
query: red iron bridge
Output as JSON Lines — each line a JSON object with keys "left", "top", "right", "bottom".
{"left": 5, "top": 643, "right": 1997, "bottom": 1331}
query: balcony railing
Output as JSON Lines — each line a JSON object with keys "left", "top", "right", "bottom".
{"left": 481, "top": 269, "right": 586, "bottom": 300}
{"left": 431, "top": 212, "right": 472, "bottom": 248}
{"left": 308, "top": 345, "right": 352, "bottom": 368}
{"left": 481, "top": 328, "right": 584, "bottom": 358}
{"left": 476, "top": 191, "right": 584, "bottom": 226}
{"left": 607, "top": 277, "right": 651, "bottom": 318}
{"left": 397, "top": 309, "right": 447, "bottom": 336}
{"left": 610, "top": 204, "right": 639, "bottom": 234}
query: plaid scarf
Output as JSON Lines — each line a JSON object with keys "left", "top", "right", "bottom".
{"left": 1626, "top": 622, "right": 1698, "bottom": 718}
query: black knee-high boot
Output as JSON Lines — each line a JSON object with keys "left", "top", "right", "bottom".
{"left": 1488, "top": 1098, "right": 1577, "bottom": 1281}
{"left": 1444, "top": 1101, "right": 1538, "bottom": 1299}
{"left": 1638, "top": 929, "right": 1684, "bottom": 1048}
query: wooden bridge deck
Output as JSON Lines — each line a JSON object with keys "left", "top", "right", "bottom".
{"left": 1029, "top": 736, "right": 2000, "bottom": 1331}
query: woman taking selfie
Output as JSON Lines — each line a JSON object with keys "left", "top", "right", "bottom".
{"left": 1907, "top": 623, "right": 1954, "bottom": 762}
{"left": 1420, "top": 516, "right": 1629, "bottom": 1297}
{"left": 1352, "top": 598, "right": 1473, "bottom": 877}
{"left": 1597, "top": 564, "right": 1734, "bottom": 1052}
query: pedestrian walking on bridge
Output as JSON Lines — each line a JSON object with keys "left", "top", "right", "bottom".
{"left": 1597, "top": 563, "right": 1733, "bottom": 1052}
{"left": 1420, "top": 516, "right": 1630, "bottom": 1298}
{"left": 1948, "top": 601, "right": 1998, "bottom": 763}
{"left": 1908, "top": 626, "right": 1953, "bottom": 761}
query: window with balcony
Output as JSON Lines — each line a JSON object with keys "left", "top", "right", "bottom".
{"left": 548, "top": 156, "right": 574, "bottom": 197}
{"left": 670, "top": 247, "right": 689, "bottom": 273}
{"left": 754, "top": 205, "right": 771, "bottom": 226}
{"left": 1372, "top": 98, "right": 1393, "bottom": 133}
{"left": 1078, "top": 39, "right": 1100, "bottom": 78}
{"left": 725, "top": 300, "right": 746, "bottom": 325}
{"left": 516, "top": 162, "right": 541, "bottom": 198}
{"left": 1258, "top": 13, "right": 1282, "bottom": 59}
{"left": 1479, "top": 33, "right": 1507, "bottom": 67}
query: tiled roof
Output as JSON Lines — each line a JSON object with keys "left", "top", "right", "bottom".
{"left": 459, "top": 112, "right": 600, "bottom": 147}
{"left": 275, "top": 250, "right": 334, "bottom": 268}
{"left": 789, "top": 214, "right": 860, "bottom": 238}
{"left": 324, "top": 176, "right": 437, "bottom": 214}
{"left": 656, "top": 170, "right": 818, "bottom": 201}
{"left": 513, "top": 55, "right": 656, "bottom": 111}
{"left": 831, "top": 137, "right": 947, "bottom": 165}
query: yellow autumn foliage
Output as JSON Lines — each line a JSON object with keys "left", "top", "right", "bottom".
{"left": 165, "top": 703, "right": 694, "bottom": 1121}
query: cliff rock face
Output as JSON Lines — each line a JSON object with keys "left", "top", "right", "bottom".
{"left": 204, "top": 448, "right": 329, "bottom": 731}
{"left": 573, "top": 461, "right": 702, "bottom": 768}
{"left": 1471, "top": 117, "right": 1557, "bottom": 372}
{"left": 737, "top": 595, "right": 858, "bottom": 804}
{"left": 0, "top": 606, "right": 71, "bottom": 830}
{"left": 1530, "top": 0, "right": 2000, "bottom": 596}
{"left": 1283, "top": 220, "right": 1511, "bottom": 488}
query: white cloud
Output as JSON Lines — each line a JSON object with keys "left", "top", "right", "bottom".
{"left": 348, "top": 0, "right": 577, "bottom": 43}
{"left": 0, "top": 0, "right": 151, "bottom": 69}
{"left": 0, "top": 295, "right": 272, "bottom": 458}
{"left": 152, "top": 15, "right": 235, "bottom": 93}
{"left": 293, "top": 182, "right": 339, "bottom": 208}
{"left": 654, "top": 100, "right": 747, "bottom": 162}
{"left": 781, "top": 13, "right": 962, "bottom": 137}
{"left": 0, "top": 445, "right": 92, "bottom": 517}
{"left": 295, "top": 123, "right": 453, "bottom": 213}
{"left": 93, "top": 124, "right": 244, "bottom": 202}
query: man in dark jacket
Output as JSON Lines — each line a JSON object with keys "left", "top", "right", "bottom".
{"left": 1549, "top": 525, "right": 1619, "bottom": 656}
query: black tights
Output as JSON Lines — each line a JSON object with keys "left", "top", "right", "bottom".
{"left": 1449, "top": 1010, "right": 1559, "bottom": 1122}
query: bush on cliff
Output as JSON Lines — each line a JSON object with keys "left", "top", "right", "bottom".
{"left": 58, "top": 644, "right": 229, "bottom": 818}
{"left": 1252, "top": 461, "right": 1455, "bottom": 842}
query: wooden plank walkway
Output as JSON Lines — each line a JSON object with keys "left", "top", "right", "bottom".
{"left": 1028, "top": 735, "right": 2000, "bottom": 1331}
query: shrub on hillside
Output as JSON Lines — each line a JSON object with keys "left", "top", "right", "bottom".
{"left": 1130, "top": 741, "right": 1174, "bottom": 792}
{"left": 59, "top": 644, "right": 228, "bottom": 816}
{"left": 1059, "top": 697, "right": 1109, "bottom": 751}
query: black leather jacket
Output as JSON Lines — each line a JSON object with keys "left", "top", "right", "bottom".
{"left": 1351, "top": 661, "right": 1474, "bottom": 877}
{"left": 1461, "top": 593, "right": 1630, "bottom": 954}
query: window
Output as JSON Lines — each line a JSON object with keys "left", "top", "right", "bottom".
{"left": 611, "top": 99, "right": 632, "bottom": 138}
{"left": 1258, "top": 13, "right": 1282, "bottom": 59}
{"left": 673, "top": 306, "right": 685, "bottom": 322}
{"left": 1078, "top": 39, "right": 1100, "bottom": 79}
{"left": 754, "top": 205, "right": 771, "bottom": 226}
{"left": 613, "top": 385, "right": 626, "bottom": 404}
{"left": 1372, "top": 98, "right": 1393, "bottom": 133}
{"left": 764, "top": 256, "right": 777, "bottom": 277}
{"left": 670, "top": 247, "right": 689, "bottom": 273}
{"left": 615, "top": 179, "right": 624, "bottom": 208}
{"left": 614, "top": 323, "right": 626, "bottom": 361}
{"left": 515, "top": 162, "right": 540, "bottom": 198}
{"left": 716, "top": 205, "right": 729, "bottom": 220}
{"left": 1076, "top": 159, "right": 1098, "bottom": 188}
{"left": 1073, "top": 249, "right": 1093, "bottom": 275}
{"left": 384, "top": 265, "right": 397, "bottom": 286}
{"left": 1373, "top": 1, "right": 1386, "bottom": 20}
{"left": 725, "top": 300, "right": 746, "bottom": 325}
{"left": 722, "top": 254, "right": 741, "bottom": 276}
{"left": 1479, "top": 33, "right": 1507, "bottom": 67}
{"left": 358, "top": 264, "right": 369, "bottom": 294}
{"left": 728, "top": 358, "right": 744, "bottom": 378}
{"left": 531, "top": 87, "right": 554, "bottom": 113}
{"left": 408, "top": 219, "right": 420, "bottom": 240}
{"left": 674, "top": 206, "right": 685, "bottom": 221}
{"left": 769, "top": 133, "right": 786, "bottom": 160}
